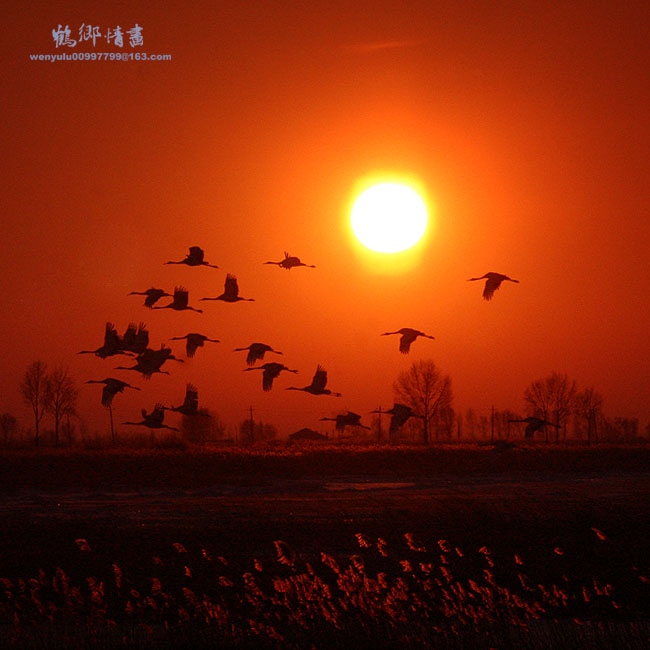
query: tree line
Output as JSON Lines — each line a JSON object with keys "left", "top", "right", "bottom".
{"left": 2, "top": 359, "right": 647, "bottom": 448}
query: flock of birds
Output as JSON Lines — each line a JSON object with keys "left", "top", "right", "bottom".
{"left": 81, "top": 246, "right": 521, "bottom": 439}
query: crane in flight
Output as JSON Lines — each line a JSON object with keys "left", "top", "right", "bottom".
{"left": 381, "top": 328, "right": 435, "bottom": 354}
{"left": 164, "top": 384, "right": 209, "bottom": 417}
{"left": 264, "top": 251, "right": 315, "bottom": 270}
{"left": 244, "top": 362, "right": 297, "bottom": 391}
{"left": 372, "top": 403, "right": 419, "bottom": 438}
{"left": 115, "top": 345, "right": 182, "bottom": 379}
{"left": 201, "top": 274, "right": 254, "bottom": 303}
{"left": 468, "top": 272, "right": 519, "bottom": 301}
{"left": 164, "top": 246, "right": 219, "bottom": 269}
{"left": 79, "top": 322, "right": 129, "bottom": 359}
{"left": 128, "top": 287, "right": 171, "bottom": 308}
{"left": 119, "top": 322, "right": 149, "bottom": 355}
{"left": 287, "top": 365, "right": 341, "bottom": 397}
{"left": 509, "top": 416, "right": 560, "bottom": 439}
{"left": 169, "top": 333, "right": 220, "bottom": 358}
{"left": 154, "top": 287, "right": 203, "bottom": 313}
{"left": 86, "top": 378, "right": 140, "bottom": 408}
{"left": 122, "top": 404, "right": 179, "bottom": 431}
{"left": 233, "top": 342, "right": 283, "bottom": 366}
{"left": 321, "top": 411, "right": 369, "bottom": 431}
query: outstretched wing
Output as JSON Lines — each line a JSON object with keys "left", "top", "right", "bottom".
{"left": 390, "top": 404, "right": 413, "bottom": 433}
{"left": 183, "top": 384, "right": 199, "bottom": 410}
{"left": 224, "top": 274, "right": 239, "bottom": 299}
{"left": 247, "top": 343, "right": 268, "bottom": 365}
{"left": 174, "top": 287, "right": 189, "bottom": 308}
{"left": 483, "top": 277, "right": 503, "bottom": 300}
{"left": 101, "top": 384, "right": 118, "bottom": 407}
{"left": 186, "top": 335, "right": 201, "bottom": 358}
{"left": 312, "top": 365, "right": 328, "bottom": 391}
{"left": 188, "top": 246, "right": 204, "bottom": 263}
{"left": 144, "top": 290, "right": 162, "bottom": 307}
{"left": 121, "top": 323, "right": 137, "bottom": 350}
{"left": 133, "top": 323, "right": 149, "bottom": 353}
{"left": 399, "top": 331, "right": 417, "bottom": 354}
{"left": 261, "top": 368, "right": 276, "bottom": 392}
{"left": 104, "top": 322, "right": 121, "bottom": 351}
{"left": 146, "top": 404, "right": 166, "bottom": 425}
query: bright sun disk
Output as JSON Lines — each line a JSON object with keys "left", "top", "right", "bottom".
{"left": 351, "top": 183, "right": 427, "bottom": 253}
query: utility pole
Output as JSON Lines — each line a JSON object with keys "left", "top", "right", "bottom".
{"left": 109, "top": 405, "right": 115, "bottom": 446}
{"left": 376, "top": 406, "right": 382, "bottom": 444}
{"left": 248, "top": 406, "right": 255, "bottom": 444}
{"left": 490, "top": 405, "right": 495, "bottom": 442}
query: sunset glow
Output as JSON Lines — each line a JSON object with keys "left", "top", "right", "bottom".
{"left": 351, "top": 183, "right": 428, "bottom": 253}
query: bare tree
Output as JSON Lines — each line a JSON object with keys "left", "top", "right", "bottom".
{"left": 45, "top": 366, "right": 79, "bottom": 448}
{"left": 393, "top": 360, "right": 453, "bottom": 444}
{"left": 0, "top": 413, "right": 17, "bottom": 447}
{"left": 524, "top": 372, "right": 577, "bottom": 442}
{"left": 21, "top": 361, "right": 50, "bottom": 447}
{"left": 574, "top": 387, "right": 604, "bottom": 446}
{"left": 239, "top": 419, "right": 277, "bottom": 444}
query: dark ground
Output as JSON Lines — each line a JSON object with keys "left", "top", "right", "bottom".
{"left": 1, "top": 446, "right": 649, "bottom": 648}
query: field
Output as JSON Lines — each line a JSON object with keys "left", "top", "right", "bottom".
{"left": 1, "top": 445, "right": 649, "bottom": 648}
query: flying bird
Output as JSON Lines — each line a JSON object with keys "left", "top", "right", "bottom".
{"left": 115, "top": 345, "right": 183, "bottom": 379}
{"left": 381, "top": 328, "right": 435, "bottom": 354}
{"left": 169, "top": 333, "right": 220, "bottom": 358}
{"left": 164, "top": 384, "right": 209, "bottom": 416}
{"left": 509, "top": 417, "right": 561, "bottom": 439}
{"left": 244, "top": 362, "right": 297, "bottom": 392}
{"left": 79, "top": 322, "right": 129, "bottom": 359}
{"left": 122, "top": 404, "right": 179, "bottom": 431}
{"left": 154, "top": 286, "right": 203, "bottom": 313}
{"left": 321, "top": 411, "right": 369, "bottom": 431}
{"left": 264, "top": 252, "right": 315, "bottom": 270}
{"left": 372, "top": 403, "right": 419, "bottom": 436}
{"left": 164, "top": 246, "right": 219, "bottom": 269}
{"left": 287, "top": 365, "right": 341, "bottom": 397}
{"left": 468, "top": 272, "right": 519, "bottom": 301}
{"left": 201, "top": 274, "right": 254, "bottom": 303}
{"left": 86, "top": 378, "right": 140, "bottom": 407}
{"left": 128, "top": 287, "right": 171, "bottom": 308}
{"left": 119, "top": 322, "right": 149, "bottom": 355}
{"left": 233, "top": 342, "right": 283, "bottom": 366}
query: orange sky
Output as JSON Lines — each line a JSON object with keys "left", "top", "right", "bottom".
{"left": 2, "top": 1, "right": 649, "bottom": 438}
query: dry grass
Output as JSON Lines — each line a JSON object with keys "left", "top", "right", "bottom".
{"left": 1, "top": 528, "right": 649, "bottom": 649}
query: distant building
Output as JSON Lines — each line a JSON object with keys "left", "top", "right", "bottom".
{"left": 288, "top": 428, "right": 328, "bottom": 442}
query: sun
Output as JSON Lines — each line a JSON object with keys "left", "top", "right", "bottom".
{"left": 351, "top": 182, "right": 428, "bottom": 253}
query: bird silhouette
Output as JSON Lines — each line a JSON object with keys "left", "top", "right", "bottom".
{"left": 233, "top": 342, "right": 283, "bottom": 366}
{"left": 372, "top": 403, "right": 419, "bottom": 436}
{"left": 79, "top": 322, "right": 129, "bottom": 359}
{"left": 164, "top": 383, "right": 209, "bottom": 416}
{"left": 169, "top": 333, "right": 220, "bottom": 358}
{"left": 122, "top": 404, "right": 179, "bottom": 431}
{"left": 154, "top": 286, "right": 203, "bottom": 313}
{"left": 115, "top": 346, "right": 182, "bottom": 379}
{"left": 201, "top": 274, "right": 254, "bottom": 303}
{"left": 244, "top": 362, "right": 297, "bottom": 391}
{"left": 468, "top": 272, "right": 519, "bottom": 300}
{"left": 381, "top": 328, "right": 435, "bottom": 354}
{"left": 86, "top": 378, "right": 140, "bottom": 407}
{"left": 509, "top": 416, "right": 560, "bottom": 439}
{"left": 119, "top": 322, "right": 149, "bottom": 355}
{"left": 128, "top": 287, "right": 171, "bottom": 308}
{"left": 321, "top": 411, "right": 369, "bottom": 431}
{"left": 164, "top": 246, "right": 219, "bottom": 269}
{"left": 264, "top": 251, "right": 315, "bottom": 270}
{"left": 287, "top": 365, "right": 341, "bottom": 397}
